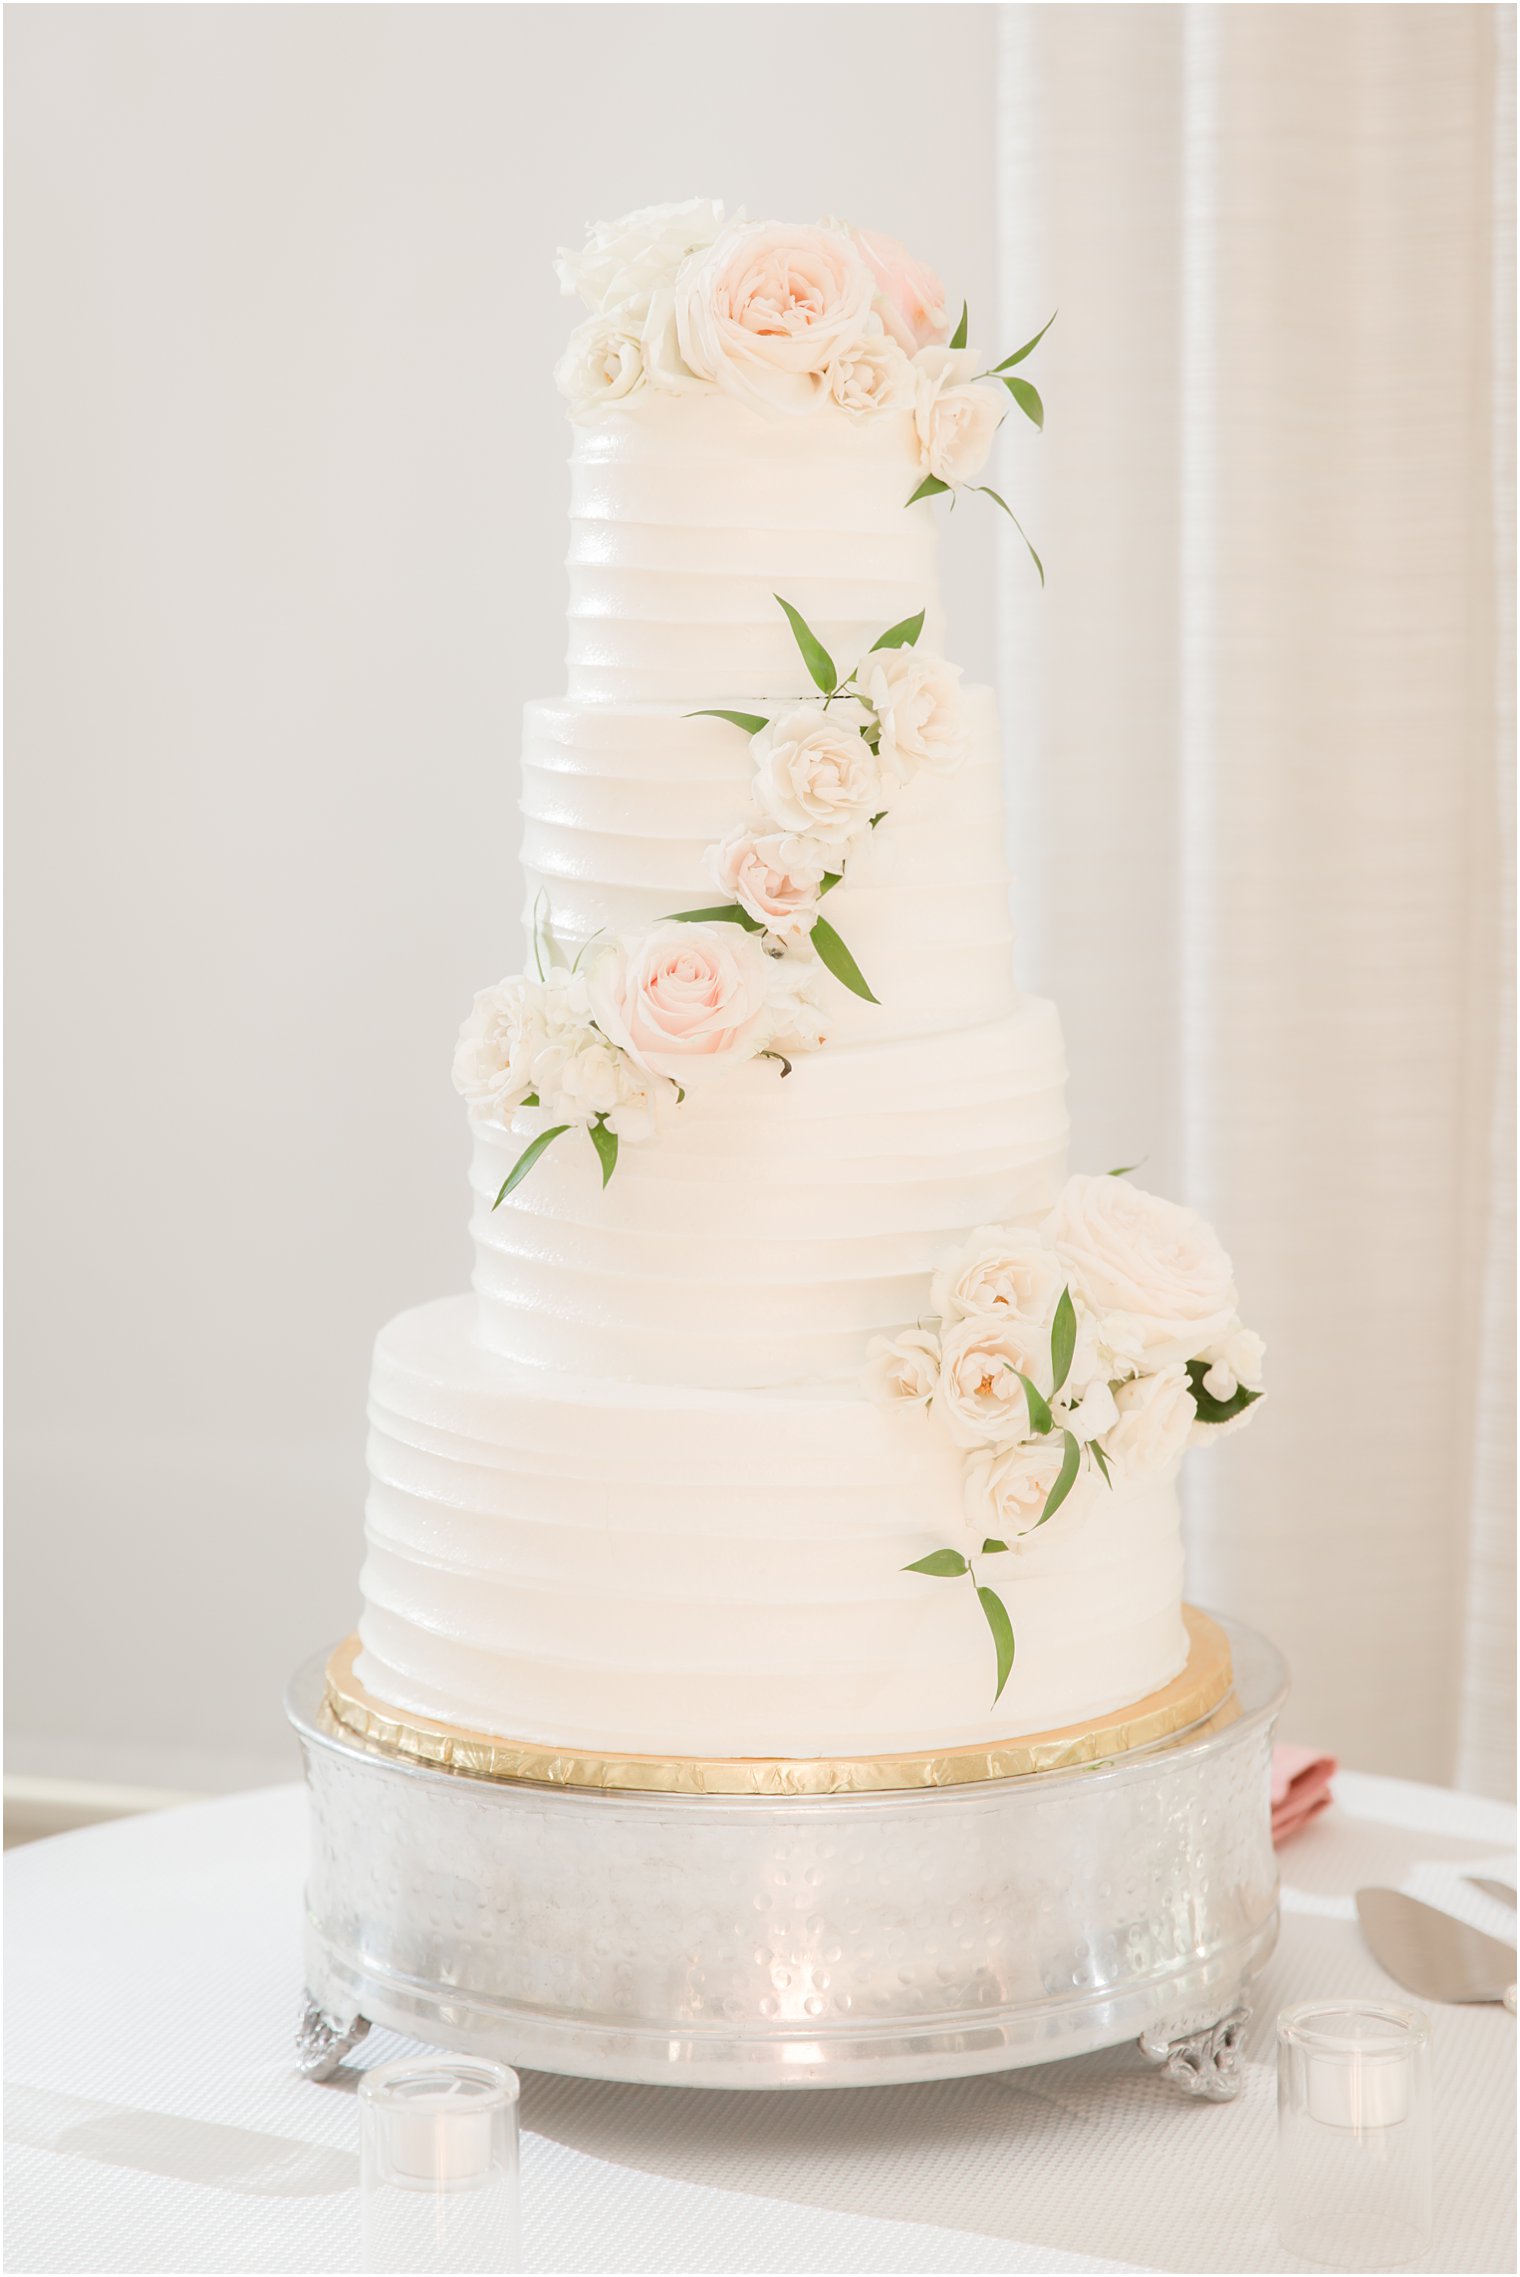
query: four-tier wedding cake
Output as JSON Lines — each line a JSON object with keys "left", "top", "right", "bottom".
{"left": 351, "top": 203, "right": 1263, "bottom": 1765}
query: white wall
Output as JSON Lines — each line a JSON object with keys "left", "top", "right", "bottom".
{"left": 5, "top": 6, "right": 1004, "bottom": 1788}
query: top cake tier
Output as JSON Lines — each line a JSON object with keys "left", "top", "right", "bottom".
{"left": 565, "top": 392, "right": 945, "bottom": 704}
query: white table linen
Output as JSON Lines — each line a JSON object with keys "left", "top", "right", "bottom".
{"left": 5, "top": 1773, "right": 1514, "bottom": 2274}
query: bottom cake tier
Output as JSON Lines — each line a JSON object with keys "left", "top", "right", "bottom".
{"left": 355, "top": 1296, "right": 1190, "bottom": 1758}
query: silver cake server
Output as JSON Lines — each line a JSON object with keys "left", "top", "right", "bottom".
{"left": 1465, "top": 1876, "right": 1517, "bottom": 1908}
{"left": 1356, "top": 1887, "right": 1517, "bottom": 2009}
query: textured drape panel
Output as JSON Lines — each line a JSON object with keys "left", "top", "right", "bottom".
{"left": 997, "top": 4, "right": 1514, "bottom": 1791}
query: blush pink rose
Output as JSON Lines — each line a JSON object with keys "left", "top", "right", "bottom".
{"left": 852, "top": 228, "right": 951, "bottom": 353}
{"left": 588, "top": 922, "right": 776, "bottom": 1081}
{"left": 706, "top": 827, "right": 828, "bottom": 944}
{"left": 675, "top": 222, "right": 876, "bottom": 411}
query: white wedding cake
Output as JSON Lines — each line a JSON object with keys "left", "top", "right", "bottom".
{"left": 352, "top": 205, "right": 1264, "bottom": 1763}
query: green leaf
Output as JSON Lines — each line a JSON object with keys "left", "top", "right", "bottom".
{"left": 1011, "top": 1370, "right": 1054, "bottom": 1436}
{"left": 977, "top": 1584, "right": 1016, "bottom": 1704}
{"left": 773, "top": 595, "right": 837, "bottom": 694}
{"left": 588, "top": 1117, "right": 618, "bottom": 1188}
{"left": 903, "top": 1548, "right": 969, "bottom": 1578}
{"left": 950, "top": 300, "right": 969, "bottom": 351}
{"left": 664, "top": 902, "right": 763, "bottom": 931}
{"left": 1185, "top": 1361, "right": 1265, "bottom": 1428}
{"left": 818, "top": 870, "right": 842, "bottom": 896}
{"left": 491, "top": 1124, "right": 569, "bottom": 1208}
{"left": 906, "top": 473, "right": 952, "bottom": 506}
{"left": 520, "top": 1090, "right": 539, "bottom": 1107}
{"left": 1089, "top": 1438, "right": 1114, "bottom": 1489}
{"left": 999, "top": 373, "right": 1044, "bottom": 429}
{"left": 868, "top": 810, "right": 887, "bottom": 827}
{"left": 869, "top": 609, "right": 926, "bottom": 652}
{"left": 992, "top": 312, "right": 1056, "bottom": 371}
{"left": 1050, "top": 1286, "right": 1077, "bottom": 1396}
{"left": 1107, "top": 1159, "right": 1146, "bottom": 1178}
{"left": 811, "top": 916, "right": 878, "bottom": 1004}
{"left": 972, "top": 488, "right": 1044, "bottom": 587}
{"left": 981, "top": 1537, "right": 1010, "bottom": 1555}
{"left": 1036, "top": 1430, "right": 1082, "bottom": 1528}
{"left": 685, "top": 708, "right": 769, "bottom": 736}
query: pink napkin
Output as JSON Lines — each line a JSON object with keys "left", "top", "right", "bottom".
{"left": 1271, "top": 1744, "right": 1338, "bottom": 1846}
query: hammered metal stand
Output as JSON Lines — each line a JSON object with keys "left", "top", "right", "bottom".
{"left": 287, "top": 1615, "right": 1285, "bottom": 2094}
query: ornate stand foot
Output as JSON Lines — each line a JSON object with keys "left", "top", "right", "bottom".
{"left": 296, "top": 1992, "right": 370, "bottom": 2081}
{"left": 1139, "top": 2004, "right": 1249, "bottom": 2101}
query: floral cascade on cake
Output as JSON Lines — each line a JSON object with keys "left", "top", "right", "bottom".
{"left": 871, "top": 1175, "right": 1263, "bottom": 1700}
{"left": 351, "top": 201, "right": 1264, "bottom": 1764}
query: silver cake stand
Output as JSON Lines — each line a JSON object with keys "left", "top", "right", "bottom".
{"left": 287, "top": 1616, "right": 1285, "bottom": 2100}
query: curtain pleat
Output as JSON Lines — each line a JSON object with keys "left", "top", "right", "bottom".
{"left": 998, "top": 3, "right": 1514, "bottom": 1791}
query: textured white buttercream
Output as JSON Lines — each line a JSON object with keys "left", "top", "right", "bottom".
{"left": 355, "top": 1297, "right": 1191, "bottom": 1759}
{"left": 566, "top": 392, "right": 942, "bottom": 703}
{"left": 353, "top": 374, "right": 1192, "bottom": 1757}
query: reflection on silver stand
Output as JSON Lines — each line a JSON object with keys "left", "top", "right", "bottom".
{"left": 287, "top": 1616, "right": 1285, "bottom": 2097}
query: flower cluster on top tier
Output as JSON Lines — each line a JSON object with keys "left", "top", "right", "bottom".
{"left": 677, "top": 596, "right": 967, "bottom": 1004}
{"left": 868, "top": 1173, "right": 1265, "bottom": 1703}
{"left": 554, "top": 200, "right": 1051, "bottom": 547}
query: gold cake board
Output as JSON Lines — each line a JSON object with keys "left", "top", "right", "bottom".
{"left": 322, "top": 1605, "right": 1235, "bottom": 1798}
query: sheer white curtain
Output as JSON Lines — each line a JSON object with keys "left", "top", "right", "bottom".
{"left": 997, "top": 3, "right": 1514, "bottom": 1792}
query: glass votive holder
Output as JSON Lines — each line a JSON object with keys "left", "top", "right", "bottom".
{"left": 359, "top": 2055, "right": 520, "bottom": 2274}
{"left": 1277, "top": 1999, "right": 1432, "bottom": 2269}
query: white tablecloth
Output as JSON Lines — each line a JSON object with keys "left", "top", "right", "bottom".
{"left": 5, "top": 1774, "right": 1515, "bottom": 2275}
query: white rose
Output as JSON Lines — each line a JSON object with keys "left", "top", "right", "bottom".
{"left": 965, "top": 1439, "right": 1069, "bottom": 1540}
{"left": 452, "top": 977, "right": 545, "bottom": 1121}
{"left": 556, "top": 199, "right": 726, "bottom": 314}
{"left": 936, "top": 1313, "right": 1053, "bottom": 1449}
{"left": 1047, "top": 1174, "right": 1239, "bottom": 1369}
{"left": 930, "top": 1225, "right": 1065, "bottom": 1332}
{"left": 587, "top": 921, "right": 776, "bottom": 1083}
{"left": 706, "top": 827, "right": 828, "bottom": 944}
{"left": 1105, "top": 1366, "right": 1197, "bottom": 1483}
{"left": 854, "top": 647, "right": 967, "bottom": 780}
{"left": 751, "top": 704, "right": 883, "bottom": 845}
{"left": 826, "top": 328, "right": 916, "bottom": 416}
{"left": 554, "top": 305, "right": 646, "bottom": 418}
{"left": 674, "top": 222, "right": 876, "bottom": 413}
{"left": 865, "top": 1326, "right": 940, "bottom": 1406}
{"left": 912, "top": 345, "right": 1003, "bottom": 486}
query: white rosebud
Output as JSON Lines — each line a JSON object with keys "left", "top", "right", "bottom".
{"left": 1201, "top": 1360, "right": 1238, "bottom": 1404}
{"left": 912, "top": 345, "right": 1003, "bottom": 486}
{"left": 854, "top": 646, "right": 967, "bottom": 780}
{"left": 555, "top": 306, "right": 647, "bottom": 419}
{"left": 750, "top": 704, "right": 884, "bottom": 845}
{"left": 865, "top": 1326, "right": 940, "bottom": 1406}
{"left": 826, "top": 328, "right": 916, "bottom": 416}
